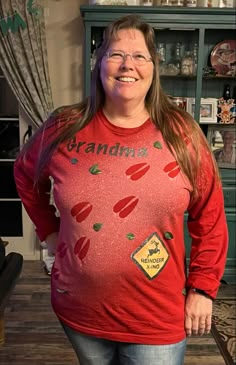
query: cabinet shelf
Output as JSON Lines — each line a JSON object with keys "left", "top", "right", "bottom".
{"left": 160, "top": 75, "right": 236, "bottom": 80}
{"left": 203, "top": 76, "right": 236, "bottom": 80}
{"left": 160, "top": 75, "right": 197, "bottom": 79}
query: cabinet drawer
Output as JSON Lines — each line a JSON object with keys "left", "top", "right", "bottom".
{"left": 223, "top": 187, "right": 236, "bottom": 208}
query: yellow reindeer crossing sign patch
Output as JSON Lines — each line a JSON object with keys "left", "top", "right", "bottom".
{"left": 131, "top": 232, "right": 169, "bottom": 280}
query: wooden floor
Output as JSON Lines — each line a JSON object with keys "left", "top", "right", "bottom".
{"left": 0, "top": 261, "right": 234, "bottom": 365}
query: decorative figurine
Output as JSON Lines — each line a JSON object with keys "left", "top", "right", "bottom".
{"left": 217, "top": 97, "right": 235, "bottom": 124}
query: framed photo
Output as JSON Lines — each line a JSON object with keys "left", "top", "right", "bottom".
{"left": 207, "top": 125, "right": 236, "bottom": 169}
{"left": 187, "top": 98, "right": 218, "bottom": 123}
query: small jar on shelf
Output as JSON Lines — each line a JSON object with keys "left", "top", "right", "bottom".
{"left": 192, "top": 43, "right": 198, "bottom": 75}
{"left": 142, "top": 0, "right": 153, "bottom": 5}
{"left": 160, "top": 0, "right": 172, "bottom": 5}
{"left": 219, "top": 0, "right": 234, "bottom": 7}
{"left": 197, "top": 0, "right": 219, "bottom": 6}
{"left": 90, "top": 38, "right": 97, "bottom": 72}
{"left": 185, "top": 0, "right": 197, "bottom": 6}
{"left": 181, "top": 51, "right": 194, "bottom": 76}
{"left": 222, "top": 84, "right": 231, "bottom": 101}
{"left": 172, "top": 0, "right": 184, "bottom": 5}
{"left": 156, "top": 42, "right": 167, "bottom": 75}
{"left": 167, "top": 42, "right": 182, "bottom": 75}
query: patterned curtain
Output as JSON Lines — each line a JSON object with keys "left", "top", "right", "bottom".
{"left": 0, "top": 0, "right": 54, "bottom": 127}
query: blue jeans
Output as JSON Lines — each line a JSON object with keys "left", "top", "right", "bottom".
{"left": 61, "top": 322, "right": 186, "bottom": 365}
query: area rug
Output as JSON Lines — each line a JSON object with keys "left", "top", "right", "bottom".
{"left": 211, "top": 298, "right": 236, "bottom": 365}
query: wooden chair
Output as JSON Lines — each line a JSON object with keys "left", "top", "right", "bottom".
{"left": 0, "top": 238, "right": 23, "bottom": 345}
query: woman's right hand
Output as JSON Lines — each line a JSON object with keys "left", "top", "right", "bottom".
{"left": 45, "top": 232, "right": 58, "bottom": 256}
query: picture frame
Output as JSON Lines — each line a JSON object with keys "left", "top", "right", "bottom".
{"left": 207, "top": 125, "right": 236, "bottom": 169}
{"left": 186, "top": 98, "right": 218, "bottom": 123}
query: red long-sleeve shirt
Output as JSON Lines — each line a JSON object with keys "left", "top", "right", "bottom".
{"left": 14, "top": 108, "right": 228, "bottom": 344}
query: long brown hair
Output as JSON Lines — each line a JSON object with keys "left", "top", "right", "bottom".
{"left": 21, "top": 14, "right": 219, "bottom": 199}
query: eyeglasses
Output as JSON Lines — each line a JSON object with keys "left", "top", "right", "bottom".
{"left": 104, "top": 50, "right": 153, "bottom": 66}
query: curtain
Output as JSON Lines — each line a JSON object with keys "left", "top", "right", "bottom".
{"left": 0, "top": 0, "right": 54, "bottom": 127}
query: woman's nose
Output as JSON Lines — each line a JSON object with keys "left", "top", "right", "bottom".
{"left": 123, "top": 54, "right": 133, "bottom": 62}
{"left": 120, "top": 55, "right": 134, "bottom": 69}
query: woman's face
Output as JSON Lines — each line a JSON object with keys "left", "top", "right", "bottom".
{"left": 223, "top": 132, "right": 235, "bottom": 146}
{"left": 100, "top": 29, "right": 154, "bottom": 106}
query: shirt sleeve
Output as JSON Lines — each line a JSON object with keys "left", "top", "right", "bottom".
{"left": 14, "top": 124, "right": 60, "bottom": 242}
{"left": 186, "top": 148, "right": 228, "bottom": 299}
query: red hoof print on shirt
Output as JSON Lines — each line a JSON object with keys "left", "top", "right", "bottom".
{"left": 163, "top": 161, "right": 181, "bottom": 178}
{"left": 125, "top": 163, "right": 150, "bottom": 181}
{"left": 58, "top": 242, "right": 67, "bottom": 258}
{"left": 74, "top": 237, "right": 90, "bottom": 261}
{"left": 71, "top": 202, "right": 93, "bottom": 222}
{"left": 113, "top": 196, "right": 139, "bottom": 218}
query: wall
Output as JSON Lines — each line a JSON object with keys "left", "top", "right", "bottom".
{"left": 45, "top": 0, "right": 86, "bottom": 109}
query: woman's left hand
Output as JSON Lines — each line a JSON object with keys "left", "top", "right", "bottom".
{"left": 184, "top": 290, "right": 213, "bottom": 336}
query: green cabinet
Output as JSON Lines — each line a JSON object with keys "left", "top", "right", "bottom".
{"left": 80, "top": 6, "right": 236, "bottom": 283}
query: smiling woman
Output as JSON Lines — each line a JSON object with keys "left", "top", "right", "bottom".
{"left": 13, "top": 14, "right": 228, "bottom": 365}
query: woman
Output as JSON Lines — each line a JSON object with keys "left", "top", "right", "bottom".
{"left": 14, "top": 15, "right": 228, "bottom": 365}
{"left": 213, "top": 130, "right": 236, "bottom": 165}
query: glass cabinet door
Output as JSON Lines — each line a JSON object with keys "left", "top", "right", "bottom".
{"left": 154, "top": 28, "right": 199, "bottom": 115}
{"left": 200, "top": 27, "right": 236, "bottom": 170}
